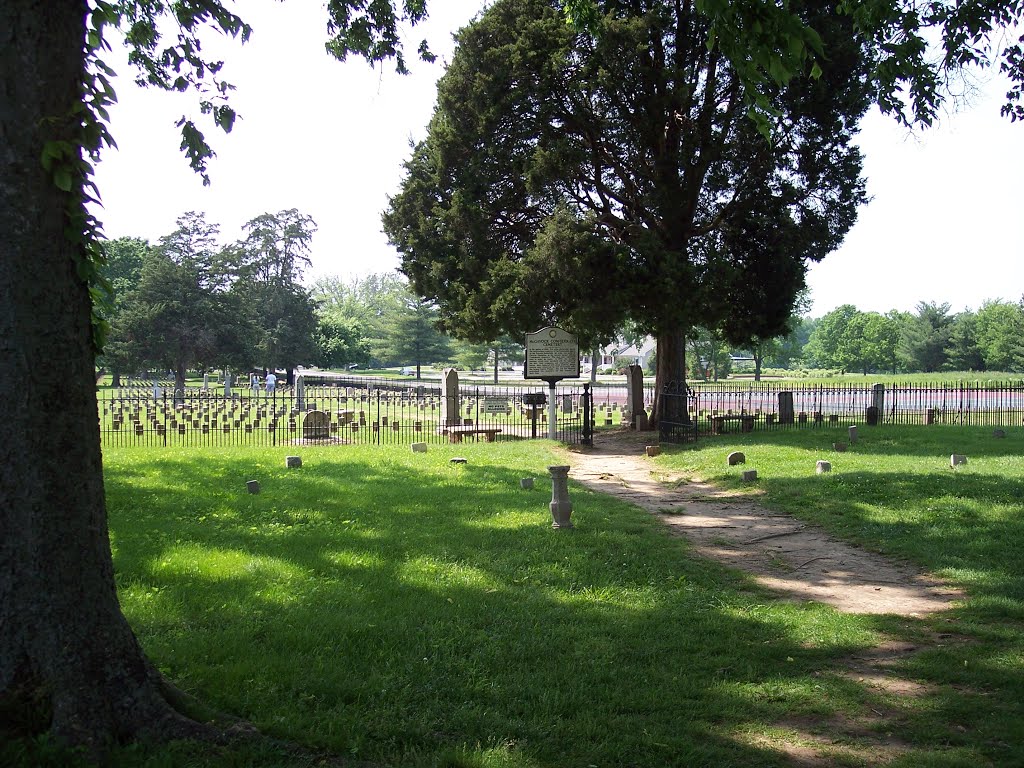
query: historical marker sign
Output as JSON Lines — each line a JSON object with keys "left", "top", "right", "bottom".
{"left": 525, "top": 326, "right": 580, "bottom": 382}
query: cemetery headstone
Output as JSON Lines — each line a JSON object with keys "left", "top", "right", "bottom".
{"left": 411, "top": 442, "right": 428, "bottom": 453}
{"left": 302, "top": 410, "right": 330, "bottom": 440}
{"left": 741, "top": 470, "right": 758, "bottom": 482}
{"left": 816, "top": 460, "right": 832, "bottom": 474}
{"left": 778, "top": 391, "right": 795, "bottom": 425}
{"left": 645, "top": 445, "right": 661, "bottom": 457}
{"left": 848, "top": 425, "right": 858, "bottom": 444}
{"left": 520, "top": 478, "right": 535, "bottom": 490}
{"left": 727, "top": 451, "right": 746, "bottom": 466}
{"left": 285, "top": 456, "right": 302, "bottom": 468}
{"left": 246, "top": 480, "right": 261, "bottom": 494}
{"left": 950, "top": 454, "right": 967, "bottom": 467}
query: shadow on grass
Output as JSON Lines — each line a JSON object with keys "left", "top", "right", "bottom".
{"left": 97, "top": 445, "right": 1024, "bottom": 767}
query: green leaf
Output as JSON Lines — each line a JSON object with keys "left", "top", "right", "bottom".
{"left": 53, "top": 167, "right": 73, "bottom": 192}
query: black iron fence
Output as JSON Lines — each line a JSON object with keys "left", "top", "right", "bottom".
{"left": 658, "top": 380, "right": 1024, "bottom": 441}
{"left": 100, "top": 377, "right": 1023, "bottom": 448}
{"left": 98, "top": 380, "right": 592, "bottom": 448}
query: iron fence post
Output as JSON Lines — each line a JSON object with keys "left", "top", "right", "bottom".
{"left": 582, "top": 383, "right": 593, "bottom": 445}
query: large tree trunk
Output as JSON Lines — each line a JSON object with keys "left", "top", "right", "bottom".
{"left": 650, "top": 328, "right": 689, "bottom": 427}
{"left": 0, "top": 1, "right": 215, "bottom": 752}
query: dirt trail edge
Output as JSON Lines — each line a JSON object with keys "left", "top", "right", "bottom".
{"left": 564, "top": 431, "right": 961, "bottom": 616}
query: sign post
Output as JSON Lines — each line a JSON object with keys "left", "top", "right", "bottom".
{"left": 524, "top": 326, "right": 580, "bottom": 440}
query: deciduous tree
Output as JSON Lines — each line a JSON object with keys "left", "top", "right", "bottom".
{"left": 113, "top": 213, "right": 250, "bottom": 396}
{"left": 974, "top": 300, "right": 1024, "bottom": 371}
{"left": 97, "top": 236, "right": 150, "bottom": 385}
{"left": 1, "top": 0, "right": 431, "bottom": 753}
{"left": 230, "top": 210, "right": 320, "bottom": 383}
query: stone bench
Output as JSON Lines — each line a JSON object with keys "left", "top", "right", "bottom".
{"left": 710, "top": 414, "right": 755, "bottom": 435}
{"left": 441, "top": 426, "right": 502, "bottom": 443}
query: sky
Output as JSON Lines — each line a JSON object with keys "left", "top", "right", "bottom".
{"left": 92, "top": 1, "right": 1024, "bottom": 320}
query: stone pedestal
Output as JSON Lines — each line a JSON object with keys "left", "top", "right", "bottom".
{"left": 872, "top": 383, "right": 886, "bottom": 415}
{"left": 548, "top": 465, "right": 573, "bottom": 529}
{"left": 625, "top": 364, "right": 645, "bottom": 429}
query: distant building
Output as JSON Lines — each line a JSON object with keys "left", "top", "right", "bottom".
{"left": 581, "top": 337, "right": 656, "bottom": 372}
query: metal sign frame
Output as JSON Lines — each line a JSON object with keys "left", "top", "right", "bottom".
{"left": 524, "top": 326, "right": 580, "bottom": 384}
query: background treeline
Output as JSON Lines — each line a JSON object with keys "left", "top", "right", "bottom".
{"left": 100, "top": 211, "right": 1023, "bottom": 386}
{"left": 98, "top": 211, "right": 522, "bottom": 386}
{"left": 691, "top": 300, "right": 1024, "bottom": 381}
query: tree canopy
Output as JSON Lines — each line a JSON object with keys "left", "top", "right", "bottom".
{"left": 384, "top": 0, "right": 871, "bottom": 421}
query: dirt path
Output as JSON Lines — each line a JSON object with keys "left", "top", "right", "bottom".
{"left": 562, "top": 430, "right": 966, "bottom": 764}
{"left": 564, "top": 429, "right": 960, "bottom": 615}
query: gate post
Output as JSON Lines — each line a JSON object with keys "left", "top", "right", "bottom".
{"left": 582, "top": 383, "right": 593, "bottom": 445}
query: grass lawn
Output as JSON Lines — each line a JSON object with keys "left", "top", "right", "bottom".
{"left": 6, "top": 429, "right": 1023, "bottom": 766}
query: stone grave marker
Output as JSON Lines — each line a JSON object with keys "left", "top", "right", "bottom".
{"left": 302, "top": 410, "right": 331, "bottom": 439}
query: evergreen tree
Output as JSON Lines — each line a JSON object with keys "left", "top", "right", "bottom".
{"left": 901, "top": 301, "right": 953, "bottom": 372}
{"left": 944, "top": 311, "right": 986, "bottom": 372}
{"left": 385, "top": 0, "right": 871, "bottom": 424}
{"left": 374, "top": 290, "right": 452, "bottom": 378}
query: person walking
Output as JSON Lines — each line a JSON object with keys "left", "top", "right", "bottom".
{"left": 265, "top": 371, "right": 277, "bottom": 395}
